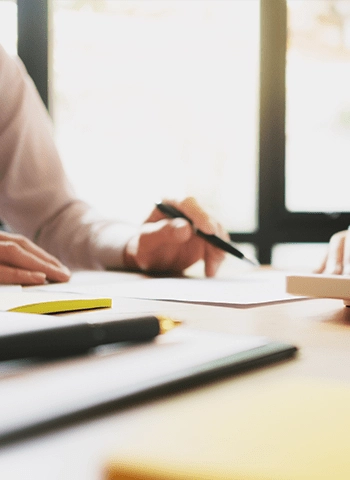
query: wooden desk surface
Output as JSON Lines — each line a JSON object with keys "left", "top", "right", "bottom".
{"left": 0, "top": 270, "right": 349, "bottom": 479}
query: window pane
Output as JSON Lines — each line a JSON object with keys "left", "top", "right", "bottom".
{"left": 272, "top": 243, "right": 327, "bottom": 272}
{"left": 286, "top": 0, "right": 350, "bottom": 213}
{"left": 52, "top": 0, "right": 260, "bottom": 230}
{"left": 0, "top": 0, "right": 17, "bottom": 55}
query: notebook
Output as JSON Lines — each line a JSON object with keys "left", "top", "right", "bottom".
{"left": 0, "top": 318, "right": 297, "bottom": 444}
{"left": 104, "top": 377, "right": 350, "bottom": 480}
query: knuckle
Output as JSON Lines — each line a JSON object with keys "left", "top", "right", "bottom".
{"left": 180, "top": 196, "right": 198, "bottom": 213}
{"left": 2, "top": 242, "right": 21, "bottom": 257}
{"left": 182, "top": 195, "right": 196, "bottom": 205}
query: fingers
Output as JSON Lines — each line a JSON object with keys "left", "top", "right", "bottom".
{"left": 0, "top": 234, "right": 71, "bottom": 284}
{"left": 323, "top": 231, "right": 345, "bottom": 274}
{"left": 203, "top": 222, "right": 228, "bottom": 277}
{"left": 124, "top": 218, "right": 195, "bottom": 272}
{"left": 203, "top": 245, "right": 225, "bottom": 277}
{"left": 125, "top": 196, "right": 229, "bottom": 276}
{"left": 343, "top": 228, "right": 350, "bottom": 275}
{"left": 317, "top": 229, "right": 350, "bottom": 275}
{"left": 165, "top": 197, "right": 229, "bottom": 276}
{"left": 314, "top": 256, "right": 326, "bottom": 274}
{"left": 0, "top": 232, "right": 64, "bottom": 268}
{"left": 170, "top": 197, "right": 218, "bottom": 235}
{"left": 147, "top": 197, "right": 218, "bottom": 235}
{"left": 0, "top": 265, "right": 47, "bottom": 286}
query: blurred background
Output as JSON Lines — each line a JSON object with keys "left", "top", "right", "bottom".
{"left": 1, "top": 0, "right": 350, "bottom": 271}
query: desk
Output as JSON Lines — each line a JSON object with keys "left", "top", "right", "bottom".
{"left": 0, "top": 270, "right": 349, "bottom": 479}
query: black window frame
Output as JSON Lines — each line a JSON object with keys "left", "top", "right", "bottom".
{"left": 16, "top": 0, "right": 350, "bottom": 265}
{"left": 17, "top": 0, "right": 50, "bottom": 110}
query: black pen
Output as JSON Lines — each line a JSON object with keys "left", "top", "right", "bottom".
{"left": 0, "top": 313, "right": 181, "bottom": 361}
{"left": 156, "top": 202, "right": 259, "bottom": 267}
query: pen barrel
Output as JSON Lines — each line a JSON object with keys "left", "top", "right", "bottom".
{"left": 156, "top": 203, "right": 192, "bottom": 223}
{"left": 195, "top": 230, "right": 244, "bottom": 259}
{"left": 0, "top": 324, "right": 93, "bottom": 360}
{"left": 0, "top": 316, "right": 161, "bottom": 361}
{"left": 90, "top": 315, "right": 161, "bottom": 345}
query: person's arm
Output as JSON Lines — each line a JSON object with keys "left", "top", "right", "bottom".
{"left": 0, "top": 44, "right": 138, "bottom": 274}
{"left": 0, "top": 44, "right": 228, "bottom": 279}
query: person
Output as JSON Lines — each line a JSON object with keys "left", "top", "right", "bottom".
{"left": 0, "top": 43, "right": 228, "bottom": 285}
{"left": 316, "top": 228, "right": 350, "bottom": 275}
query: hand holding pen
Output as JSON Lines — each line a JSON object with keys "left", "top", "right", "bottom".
{"left": 156, "top": 201, "right": 259, "bottom": 267}
{"left": 123, "top": 197, "right": 232, "bottom": 277}
{"left": 123, "top": 197, "right": 259, "bottom": 277}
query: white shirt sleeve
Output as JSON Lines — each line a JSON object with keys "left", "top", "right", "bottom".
{"left": 0, "top": 44, "right": 138, "bottom": 270}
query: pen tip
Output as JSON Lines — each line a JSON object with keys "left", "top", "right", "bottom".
{"left": 156, "top": 315, "right": 182, "bottom": 334}
{"left": 245, "top": 257, "right": 260, "bottom": 267}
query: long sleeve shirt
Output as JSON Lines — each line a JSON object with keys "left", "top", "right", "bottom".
{"left": 0, "top": 44, "right": 137, "bottom": 270}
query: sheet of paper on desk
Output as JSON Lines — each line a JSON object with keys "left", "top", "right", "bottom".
{"left": 0, "top": 327, "right": 296, "bottom": 443}
{"left": 41, "top": 271, "right": 304, "bottom": 308}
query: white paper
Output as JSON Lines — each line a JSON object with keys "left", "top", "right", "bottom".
{"left": 0, "top": 285, "right": 22, "bottom": 291}
{"left": 39, "top": 271, "right": 301, "bottom": 307}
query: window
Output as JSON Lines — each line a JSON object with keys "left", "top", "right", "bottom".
{"left": 13, "top": 0, "right": 350, "bottom": 269}
{"left": 286, "top": 0, "right": 350, "bottom": 213}
{"left": 51, "top": 0, "right": 260, "bottom": 233}
{"left": 269, "top": 0, "right": 350, "bottom": 270}
{"left": 0, "top": 0, "right": 17, "bottom": 55}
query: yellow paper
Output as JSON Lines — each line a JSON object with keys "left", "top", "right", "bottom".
{"left": 0, "top": 291, "right": 111, "bottom": 314}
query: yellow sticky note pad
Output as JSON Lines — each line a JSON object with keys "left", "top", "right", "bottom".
{"left": 105, "top": 377, "right": 350, "bottom": 480}
{"left": 0, "top": 291, "right": 111, "bottom": 314}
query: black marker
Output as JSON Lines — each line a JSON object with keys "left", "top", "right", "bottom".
{"left": 156, "top": 202, "right": 259, "bottom": 267}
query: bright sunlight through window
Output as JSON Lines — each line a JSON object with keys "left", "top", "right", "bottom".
{"left": 52, "top": 0, "right": 260, "bottom": 231}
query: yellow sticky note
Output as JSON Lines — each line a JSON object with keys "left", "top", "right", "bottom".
{"left": 0, "top": 291, "right": 111, "bottom": 314}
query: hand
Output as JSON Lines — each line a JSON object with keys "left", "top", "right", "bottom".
{"left": 0, "top": 231, "right": 71, "bottom": 285}
{"left": 316, "top": 228, "right": 350, "bottom": 275}
{"left": 123, "top": 197, "right": 228, "bottom": 277}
